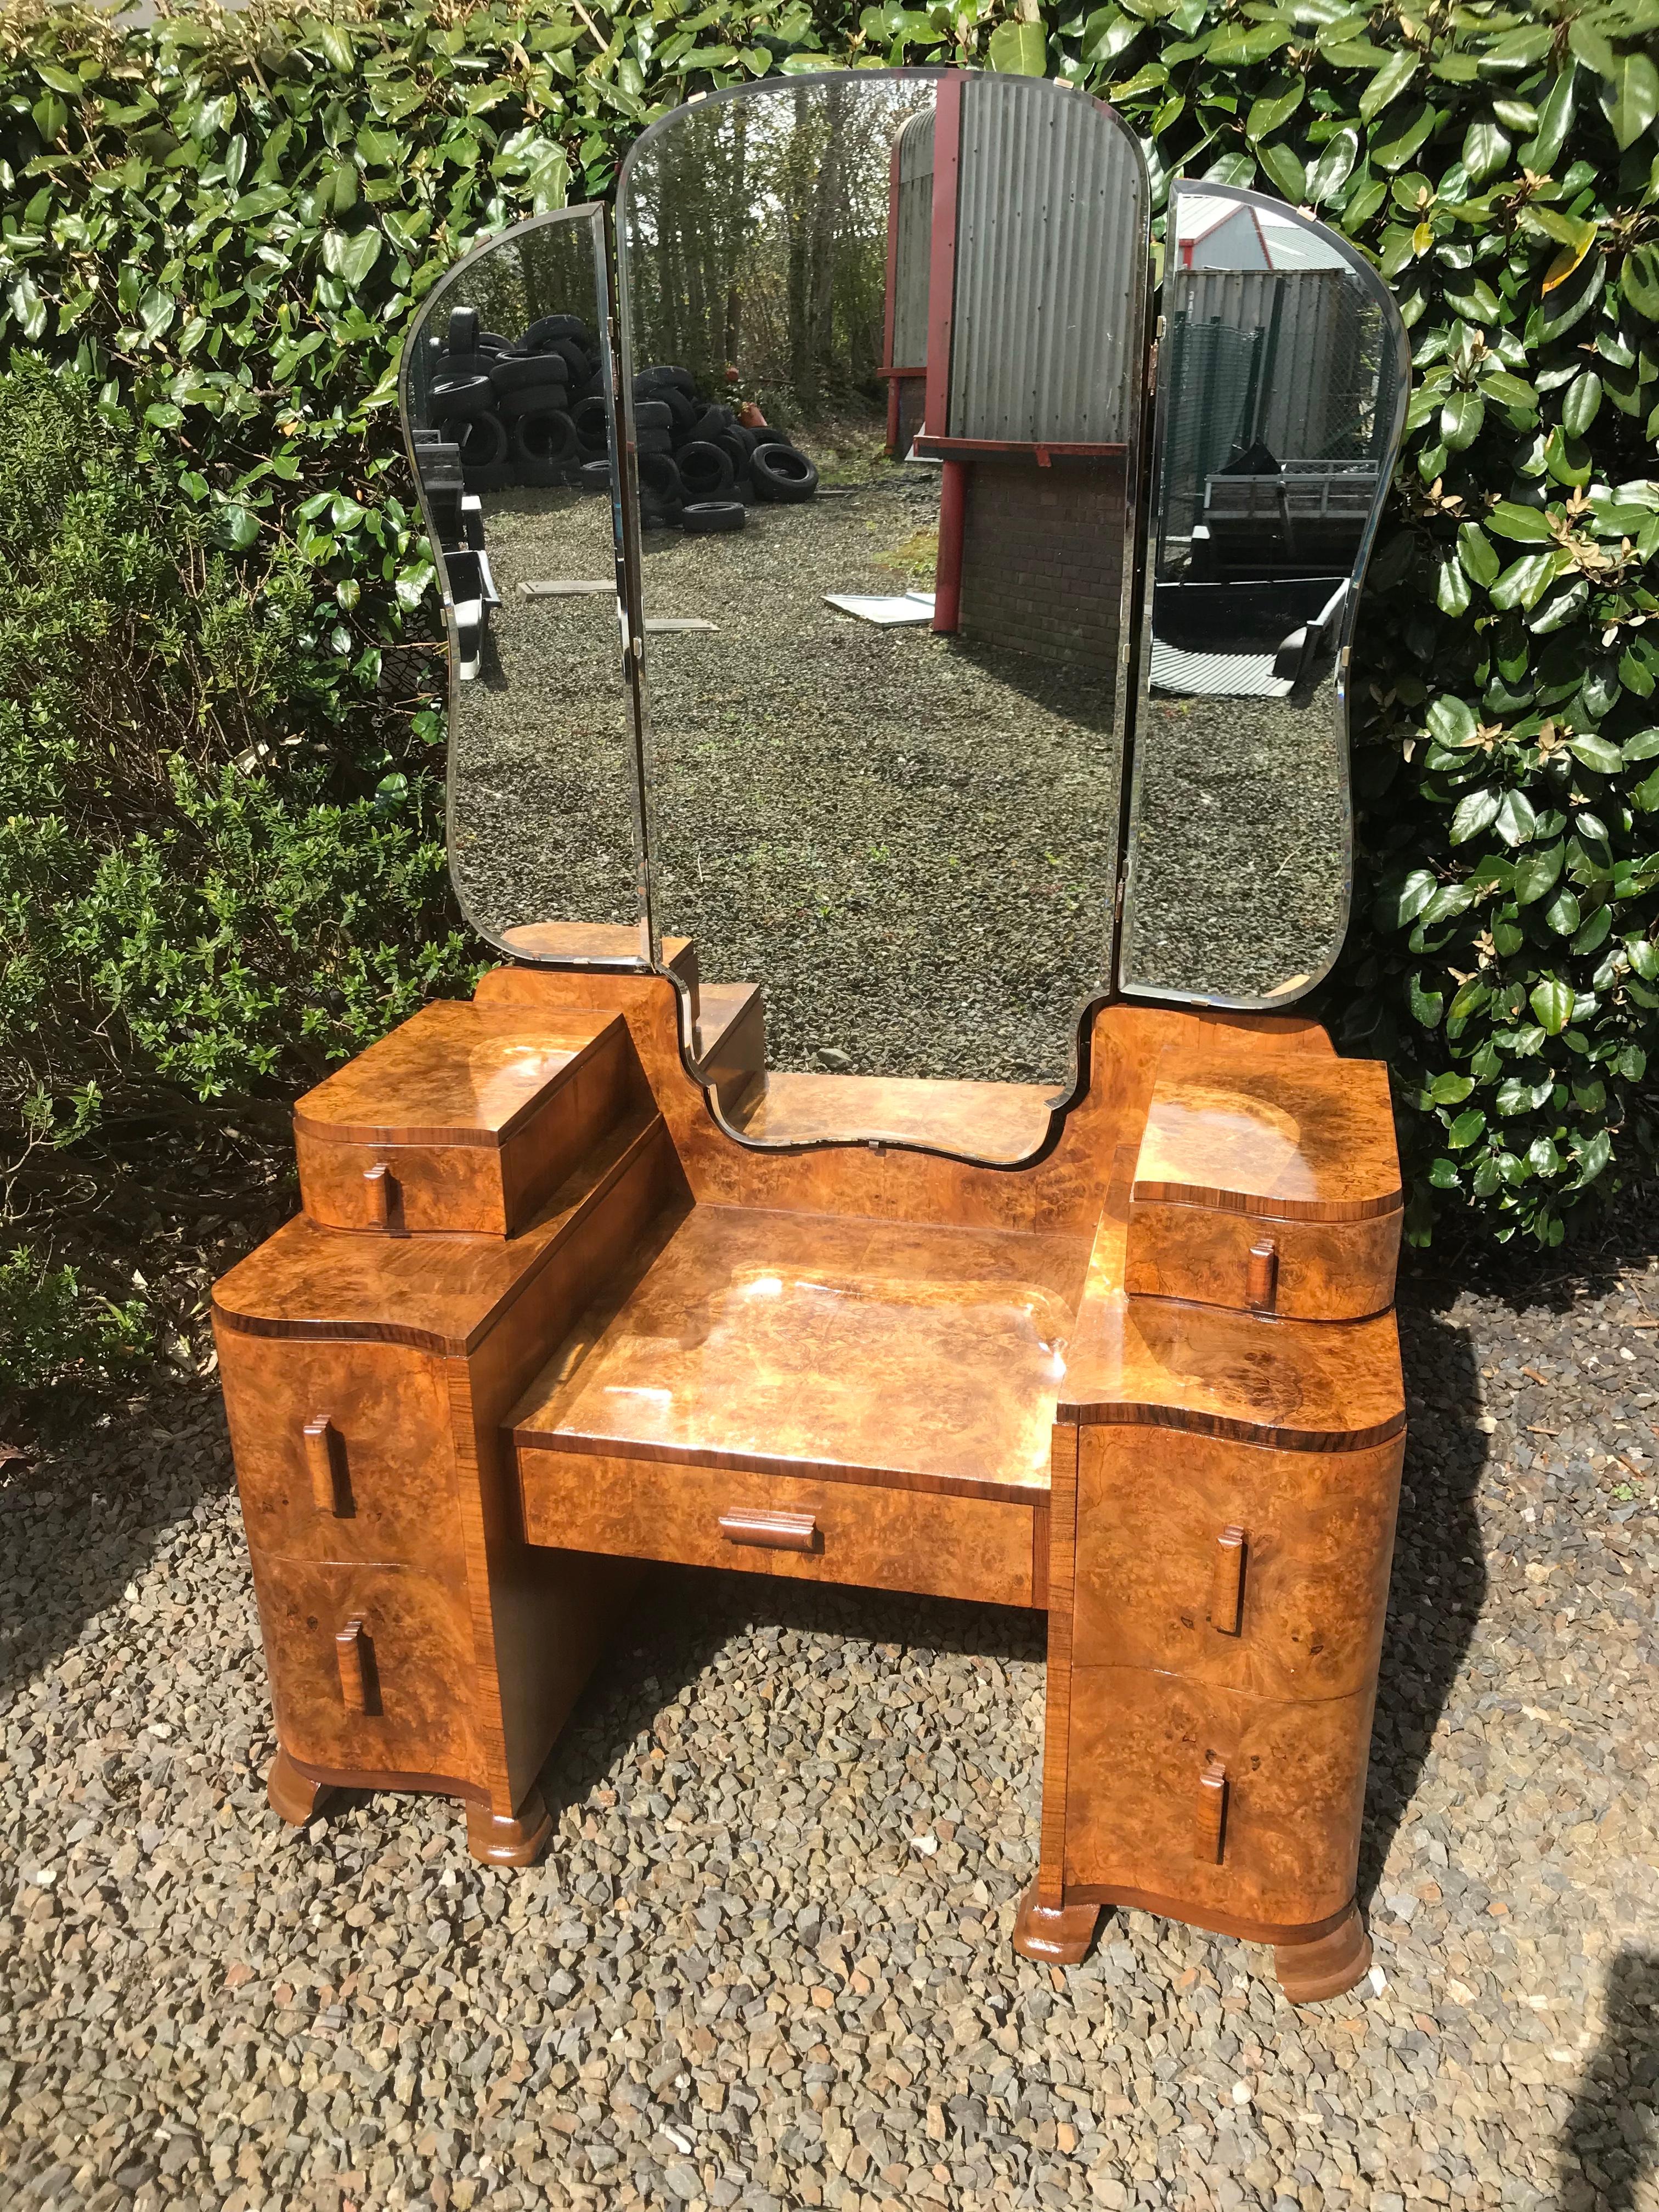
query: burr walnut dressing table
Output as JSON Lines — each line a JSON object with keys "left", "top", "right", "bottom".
{"left": 213, "top": 72, "right": 1410, "bottom": 2005}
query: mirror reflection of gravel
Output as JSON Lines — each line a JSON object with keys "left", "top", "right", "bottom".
{"left": 640, "top": 473, "right": 1122, "bottom": 1086}
{"left": 449, "top": 484, "right": 638, "bottom": 935}
{"left": 1124, "top": 691, "right": 1346, "bottom": 1002}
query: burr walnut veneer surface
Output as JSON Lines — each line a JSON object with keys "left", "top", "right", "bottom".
{"left": 215, "top": 960, "right": 1406, "bottom": 1999}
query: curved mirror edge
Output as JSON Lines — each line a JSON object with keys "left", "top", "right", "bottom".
{"left": 616, "top": 69, "right": 1151, "bottom": 1165}
{"left": 1116, "top": 179, "right": 1410, "bottom": 1013}
{"left": 396, "top": 205, "right": 651, "bottom": 968}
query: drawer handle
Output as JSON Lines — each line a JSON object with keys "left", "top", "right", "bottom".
{"left": 335, "top": 1618, "right": 374, "bottom": 1714}
{"left": 719, "top": 1508, "right": 819, "bottom": 1553}
{"left": 303, "top": 1415, "right": 346, "bottom": 1516}
{"left": 364, "top": 1162, "right": 397, "bottom": 1229}
{"left": 1247, "top": 1237, "right": 1278, "bottom": 1313}
{"left": 1209, "top": 1526, "right": 1246, "bottom": 1636}
{"left": 1196, "top": 1757, "right": 1228, "bottom": 1865}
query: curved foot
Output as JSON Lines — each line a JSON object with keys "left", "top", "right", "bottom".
{"left": 1013, "top": 1883, "right": 1102, "bottom": 1966}
{"left": 467, "top": 1784, "right": 553, "bottom": 1869}
{"left": 268, "top": 1748, "right": 334, "bottom": 1826}
{"left": 1276, "top": 1903, "right": 1371, "bottom": 2004}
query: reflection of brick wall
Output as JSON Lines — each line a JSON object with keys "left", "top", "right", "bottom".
{"left": 958, "top": 454, "right": 1126, "bottom": 685}
{"left": 895, "top": 375, "right": 927, "bottom": 453}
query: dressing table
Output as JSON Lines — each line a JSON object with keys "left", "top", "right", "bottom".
{"left": 213, "top": 70, "right": 1410, "bottom": 2004}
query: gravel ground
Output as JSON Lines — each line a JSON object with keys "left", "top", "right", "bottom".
{"left": 4, "top": 1239, "right": 1658, "bottom": 2212}
{"left": 1121, "top": 688, "right": 1346, "bottom": 1005}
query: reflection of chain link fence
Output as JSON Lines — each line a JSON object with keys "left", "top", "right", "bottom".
{"left": 1156, "top": 273, "right": 1395, "bottom": 578}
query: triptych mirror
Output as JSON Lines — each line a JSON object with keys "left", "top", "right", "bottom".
{"left": 399, "top": 72, "right": 1407, "bottom": 1163}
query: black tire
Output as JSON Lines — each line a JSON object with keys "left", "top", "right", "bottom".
{"left": 430, "top": 372, "right": 495, "bottom": 421}
{"left": 490, "top": 352, "right": 571, "bottom": 397}
{"left": 571, "top": 396, "right": 612, "bottom": 457}
{"left": 496, "top": 380, "right": 569, "bottom": 420}
{"left": 478, "top": 330, "right": 511, "bottom": 354}
{"left": 689, "top": 404, "right": 734, "bottom": 442}
{"left": 636, "top": 426, "right": 673, "bottom": 457}
{"left": 715, "top": 429, "right": 752, "bottom": 478}
{"left": 636, "top": 364, "right": 697, "bottom": 398}
{"left": 634, "top": 399, "right": 673, "bottom": 433}
{"left": 433, "top": 350, "right": 498, "bottom": 384}
{"left": 510, "top": 408, "right": 580, "bottom": 481}
{"left": 518, "top": 313, "right": 591, "bottom": 350}
{"left": 445, "top": 306, "right": 479, "bottom": 355}
{"left": 750, "top": 441, "right": 818, "bottom": 502}
{"left": 579, "top": 459, "right": 614, "bottom": 496}
{"left": 637, "top": 450, "right": 684, "bottom": 503}
{"left": 636, "top": 382, "right": 696, "bottom": 435}
{"left": 676, "top": 439, "right": 736, "bottom": 499}
{"left": 440, "top": 409, "right": 509, "bottom": 471}
{"left": 682, "top": 501, "right": 745, "bottom": 534}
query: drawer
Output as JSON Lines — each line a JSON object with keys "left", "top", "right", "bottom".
{"left": 217, "top": 1326, "right": 465, "bottom": 1573}
{"left": 1124, "top": 1051, "right": 1402, "bottom": 1321}
{"left": 1070, "top": 1426, "right": 1402, "bottom": 1701}
{"left": 516, "top": 1447, "right": 1041, "bottom": 1609}
{"left": 250, "top": 1555, "right": 479, "bottom": 1787}
{"left": 1123, "top": 1200, "right": 1402, "bottom": 1323}
{"left": 1064, "top": 1666, "right": 1373, "bottom": 1931}
{"left": 294, "top": 1001, "right": 636, "bottom": 1235}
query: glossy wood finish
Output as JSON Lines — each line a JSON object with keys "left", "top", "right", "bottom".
{"left": 268, "top": 1745, "right": 332, "bottom": 1824}
{"left": 1124, "top": 1052, "right": 1403, "bottom": 1321}
{"left": 295, "top": 1002, "right": 635, "bottom": 1236}
{"left": 730, "top": 1071, "right": 1056, "bottom": 1164}
{"left": 509, "top": 1203, "right": 1087, "bottom": 1501}
{"left": 1276, "top": 1901, "right": 1373, "bottom": 2002}
{"left": 516, "top": 1447, "right": 1040, "bottom": 1607}
{"left": 1069, "top": 1426, "right": 1403, "bottom": 1701}
{"left": 1062, "top": 1667, "right": 1375, "bottom": 1929}
{"left": 219, "top": 957, "right": 1404, "bottom": 2004}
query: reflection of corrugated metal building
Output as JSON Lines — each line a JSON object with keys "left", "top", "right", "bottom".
{"left": 880, "top": 76, "right": 1147, "bottom": 679}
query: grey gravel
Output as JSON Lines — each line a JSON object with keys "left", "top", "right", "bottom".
{"left": 4, "top": 1251, "right": 1658, "bottom": 2211}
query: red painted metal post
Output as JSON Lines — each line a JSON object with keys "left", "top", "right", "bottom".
{"left": 933, "top": 456, "right": 967, "bottom": 635}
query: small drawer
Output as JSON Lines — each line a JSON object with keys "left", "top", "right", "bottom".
{"left": 250, "top": 1555, "right": 479, "bottom": 1787}
{"left": 515, "top": 1447, "right": 1041, "bottom": 1610}
{"left": 1064, "top": 1666, "right": 1373, "bottom": 1931}
{"left": 217, "top": 1326, "right": 465, "bottom": 1573}
{"left": 295, "top": 1001, "right": 636, "bottom": 1236}
{"left": 1124, "top": 1051, "right": 1402, "bottom": 1321}
{"left": 1070, "top": 1426, "right": 1402, "bottom": 1702}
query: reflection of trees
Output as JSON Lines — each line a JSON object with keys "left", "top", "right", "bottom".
{"left": 436, "top": 223, "right": 600, "bottom": 346}
{"left": 625, "top": 82, "right": 932, "bottom": 421}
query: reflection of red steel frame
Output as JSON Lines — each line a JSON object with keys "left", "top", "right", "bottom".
{"left": 926, "top": 75, "right": 964, "bottom": 634}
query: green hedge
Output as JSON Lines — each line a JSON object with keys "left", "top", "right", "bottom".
{"left": 1, "top": 0, "right": 1656, "bottom": 1397}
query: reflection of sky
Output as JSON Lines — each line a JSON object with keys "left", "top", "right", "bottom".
{"left": 1177, "top": 194, "right": 1351, "bottom": 270}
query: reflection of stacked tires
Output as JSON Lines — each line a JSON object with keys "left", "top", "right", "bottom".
{"left": 629, "top": 364, "right": 819, "bottom": 535}
{"left": 428, "top": 305, "right": 606, "bottom": 492}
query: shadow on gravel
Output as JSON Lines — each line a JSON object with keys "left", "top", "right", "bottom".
{"left": 1358, "top": 1294, "right": 1487, "bottom": 1908}
{"left": 0, "top": 1385, "right": 232, "bottom": 1699}
{"left": 1559, "top": 1948, "right": 1659, "bottom": 2209}
{"left": 538, "top": 1565, "right": 1045, "bottom": 1829}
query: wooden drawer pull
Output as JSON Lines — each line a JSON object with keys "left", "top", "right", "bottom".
{"left": 1209, "top": 1525, "right": 1246, "bottom": 1635}
{"left": 364, "top": 1162, "right": 396, "bottom": 1228}
{"left": 303, "top": 1415, "right": 346, "bottom": 1516}
{"left": 1196, "top": 1757, "right": 1228, "bottom": 1865}
{"left": 1247, "top": 1237, "right": 1278, "bottom": 1312}
{"left": 718, "top": 1508, "right": 819, "bottom": 1553}
{"left": 335, "top": 1618, "right": 371, "bottom": 1713}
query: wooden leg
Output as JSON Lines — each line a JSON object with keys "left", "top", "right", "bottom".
{"left": 1275, "top": 1902, "right": 1371, "bottom": 2004}
{"left": 268, "top": 1747, "right": 334, "bottom": 1826}
{"left": 466, "top": 1782, "right": 553, "bottom": 1869}
{"left": 1013, "top": 1883, "right": 1102, "bottom": 1965}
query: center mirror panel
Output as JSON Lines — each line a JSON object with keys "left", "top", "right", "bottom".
{"left": 400, "top": 207, "right": 646, "bottom": 966}
{"left": 618, "top": 72, "right": 1148, "bottom": 1158}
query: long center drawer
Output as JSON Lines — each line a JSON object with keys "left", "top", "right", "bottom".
{"left": 515, "top": 1444, "right": 1044, "bottom": 1610}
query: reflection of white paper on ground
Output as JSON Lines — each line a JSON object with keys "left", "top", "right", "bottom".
{"left": 521, "top": 579, "right": 613, "bottom": 598}
{"left": 643, "top": 616, "right": 718, "bottom": 633}
{"left": 825, "top": 591, "right": 936, "bottom": 625}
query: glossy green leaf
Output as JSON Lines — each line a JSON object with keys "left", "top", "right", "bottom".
{"left": 1358, "top": 50, "right": 1418, "bottom": 122}
{"left": 1256, "top": 142, "right": 1308, "bottom": 204}
{"left": 1487, "top": 499, "right": 1553, "bottom": 543}
{"left": 1601, "top": 52, "right": 1659, "bottom": 150}
{"left": 1457, "top": 522, "right": 1500, "bottom": 585}
{"left": 1530, "top": 977, "right": 1573, "bottom": 1036}
{"left": 988, "top": 20, "right": 1047, "bottom": 74}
